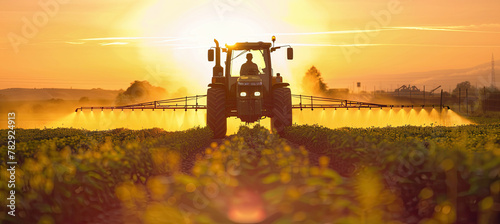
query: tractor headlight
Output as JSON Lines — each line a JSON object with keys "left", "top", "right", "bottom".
{"left": 240, "top": 92, "right": 247, "bottom": 97}
{"left": 254, "top": 91, "right": 261, "bottom": 97}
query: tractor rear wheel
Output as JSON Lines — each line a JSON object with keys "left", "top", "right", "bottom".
{"left": 271, "top": 87, "right": 292, "bottom": 135}
{"left": 207, "top": 87, "right": 227, "bottom": 138}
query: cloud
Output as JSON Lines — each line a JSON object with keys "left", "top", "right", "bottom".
{"left": 65, "top": 41, "right": 86, "bottom": 45}
{"left": 99, "top": 42, "right": 129, "bottom": 46}
{"left": 270, "top": 24, "right": 500, "bottom": 37}
{"left": 80, "top": 37, "right": 183, "bottom": 41}
{"left": 64, "top": 36, "right": 192, "bottom": 47}
{"left": 41, "top": 23, "right": 500, "bottom": 49}
{"left": 290, "top": 43, "right": 500, "bottom": 48}
{"left": 387, "top": 25, "right": 500, "bottom": 34}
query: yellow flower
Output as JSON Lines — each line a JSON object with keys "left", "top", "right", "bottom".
{"left": 319, "top": 156, "right": 330, "bottom": 168}
{"left": 310, "top": 166, "right": 320, "bottom": 176}
{"left": 280, "top": 172, "right": 291, "bottom": 184}
{"left": 185, "top": 183, "right": 196, "bottom": 193}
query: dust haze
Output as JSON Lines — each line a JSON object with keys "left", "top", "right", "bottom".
{"left": 0, "top": 80, "right": 189, "bottom": 129}
{"left": 300, "top": 66, "right": 402, "bottom": 105}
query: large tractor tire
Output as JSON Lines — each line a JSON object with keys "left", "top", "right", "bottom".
{"left": 207, "top": 87, "right": 227, "bottom": 138}
{"left": 271, "top": 87, "right": 292, "bottom": 135}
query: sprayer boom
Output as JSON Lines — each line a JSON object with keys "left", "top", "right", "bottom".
{"left": 75, "top": 95, "right": 206, "bottom": 112}
{"left": 75, "top": 93, "right": 449, "bottom": 112}
{"left": 291, "top": 94, "right": 449, "bottom": 110}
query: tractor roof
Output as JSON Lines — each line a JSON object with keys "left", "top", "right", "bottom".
{"left": 228, "top": 42, "right": 272, "bottom": 50}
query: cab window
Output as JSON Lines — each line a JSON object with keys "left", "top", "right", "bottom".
{"left": 230, "top": 50, "right": 266, "bottom": 77}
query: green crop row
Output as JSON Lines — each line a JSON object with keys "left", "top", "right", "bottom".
{"left": 1, "top": 124, "right": 498, "bottom": 223}
{"left": 0, "top": 127, "right": 213, "bottom": 223}
{"left": 115, "top": 125, "right": 404, "bottom": 224}
{"left": 107, "top": 125, "right": 500, "bottom": 224}
{"left": 282, "top": 124, "right": 500, "bottom": 223}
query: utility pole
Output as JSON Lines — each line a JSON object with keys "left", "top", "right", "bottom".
{"left": 410, "top": 85, "right": 412, "bottom": 101}
{"left": 492, "top": 54, "right": 496, "bottom": 88}
{"left": 483, "top": 86, "right": 487, "bottom": 113}
{"left": 423, "top": 85, "right": 426, "bottom": 106}
{"left": 459, "top": 88, "right": 461, "bottom": 112}
{"left": 466, "top": 88, "right": 469, "bottom": 115}
{"left": 440, "top": 89, "right": 443, "bottom": 110}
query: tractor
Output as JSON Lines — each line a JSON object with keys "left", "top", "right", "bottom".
{"left": 75, "top": 37, "right": 412, "bottom": 138}
{"left": 206, "top": 37, "right": 294, "bottom": 138}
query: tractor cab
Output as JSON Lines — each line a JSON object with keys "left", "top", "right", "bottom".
{"left": 225, "top": 43, "right": 272, "bottom": 99}
{"left": 207, "top": 37, "right": 294, "bottom": 138}
{"left": 224, "top": 43, "right": 272, "bottom": 117}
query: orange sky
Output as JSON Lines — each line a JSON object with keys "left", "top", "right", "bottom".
{"left": 1, "top": 0, "right": 500, "bottom": 93}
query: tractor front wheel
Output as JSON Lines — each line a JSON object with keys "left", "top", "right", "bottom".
{"left": 207, "top": 87, "right": 227, "bottom": 138}
{"left": 271, "top": 87, "right": 292, "bottom": 135}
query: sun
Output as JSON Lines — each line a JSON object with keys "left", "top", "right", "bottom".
{"left": 173, "top": 9, "right": 268, "bottom": 47}
{"left": 123, "top": 2, "right": 271, "bottom": 92}
{"left": 124, "top": 1, "right": 269, "bottom": 47}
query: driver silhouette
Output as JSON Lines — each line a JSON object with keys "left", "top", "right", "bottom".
{"left": 240, "top": 53, "right": 258, "bottom": 76}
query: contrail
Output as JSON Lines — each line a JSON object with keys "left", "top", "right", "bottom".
{"left": 290, "top": 43, "right": 500, "bottom": 48}
{"left": 267, "top": 24, "right": 500, "bottom": 36}
{"left": 268, "top": 29, "right": 391, "bottom": 36}
{"left": 57, "top": 23, "right": 500, "bottom": 48}
{"left": 99, "top": 42, "right": 129, "bottom": 46}
{"left": 387, "top": 26, "right": 500, "bottom": 34}
{"left": 80, "top": 37, "right": 185, "bottom": 41}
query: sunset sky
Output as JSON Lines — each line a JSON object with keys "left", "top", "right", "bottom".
{"left": 1, "top": 0, "right": 499, "bottom": 93}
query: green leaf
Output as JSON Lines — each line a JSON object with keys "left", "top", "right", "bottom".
{"left": 263, "top": 186, "right": 286, "bottom": 204}
{"left": 262, "top": 173, "right": 279, "bottom": 184}
{"left": 323, "top": 169, "right": 342, "bottom": 183}
{"left": 273, "top": 217, "right": 293, "bottom": 224}
{"left": 306, "top": 177, "right": 325, "bottom": 186}
{"left": 175, "top": 175, "right": 199, "bottom": 185}
{"left": 195, "top": 214, "right": 216, "bottom": 224}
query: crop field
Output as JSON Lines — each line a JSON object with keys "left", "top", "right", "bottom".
{"left": 1, "top": 123, "right": 499, "bottom": 224}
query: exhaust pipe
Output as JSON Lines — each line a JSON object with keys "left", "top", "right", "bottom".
{"left": 213, "top": 39, "right": 223, "bottom": 77}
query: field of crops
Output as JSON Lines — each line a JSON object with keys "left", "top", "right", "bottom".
{"left": 1, "top": 123, "right": 499, "bottom": 224}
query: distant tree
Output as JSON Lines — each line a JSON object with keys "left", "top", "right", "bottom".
{"left": 485, "top": 85, "right": 499, "bottom": 92}
{"left": 115, "top": 80, "right": 167, "bottom": 105}
{"left": 302, "top": 66, "right": 329, "bottom": 96}
{"left": 452, "top": 81, "right": 478, "bottom": 96}
{"left": 79, "top": 97, "right": 90, "bottom": 103}
{"left": 301, "top": 66, "right": 350, "bottom": 97}
{"left": 48, "top": 98, "right": 64, "bottom": 104}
